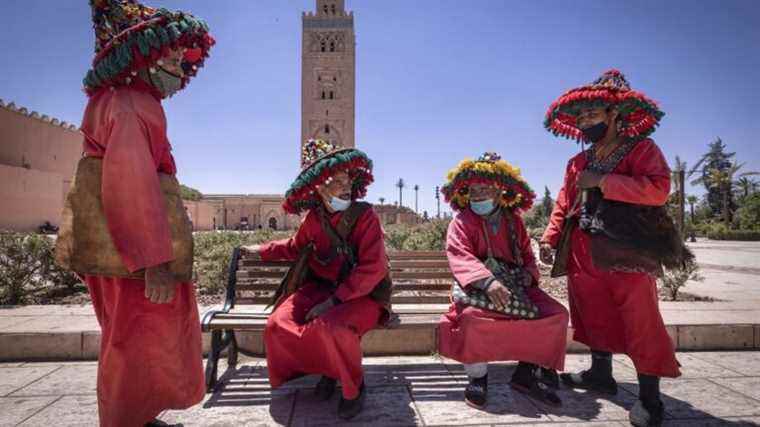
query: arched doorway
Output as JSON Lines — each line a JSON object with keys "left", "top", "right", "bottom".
{"left": 268, "top": 217, "right": 278, "bottom": 230}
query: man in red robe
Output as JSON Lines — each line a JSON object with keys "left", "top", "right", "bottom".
{"left": 65, "top": 1, "right": 215, "bottom": 425}
{"left": 243, "top": 139, "right": 390, "bottom": 420}
{"left": 541, "top": 70, "right": 680, "bottom": 427}
{"left": 439, "top": 152, "right": 569, "bottom": 409}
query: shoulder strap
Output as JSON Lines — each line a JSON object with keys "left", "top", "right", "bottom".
{"left": 317, "top": 202, "right": 372, "bottom": 255}
{"left": 479, "top": 209, "right": 523, "bottom": 267}
{"left": 336, "top": 202, "right": 372, "bottom": 241}
{"left": 504, "top": 210, "right": 523, "bottom": 267}
{"left": 480, "top": 220, "right": 495, "bottom": 260}
{"left": 585, "top": 138, "right": 639, "bottom": 174}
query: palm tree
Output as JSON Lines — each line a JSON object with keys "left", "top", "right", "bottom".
{"left": 396, "top": 178, "right": 405, "bottom": 207}
{"left": 736, "top": 177, "right": 758, "bottom": 200}
{"left": 686, "top": 195, "right": 698, "bottom": 223}
{"left": 378, "top": 197, "right": 385, "bottom": 205}
{"left": 705, "top": 162, "right": 759, "bottom": 225}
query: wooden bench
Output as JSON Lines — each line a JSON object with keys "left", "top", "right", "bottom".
{"left": 200, "top": 248, "right": 453, "bottom": 391}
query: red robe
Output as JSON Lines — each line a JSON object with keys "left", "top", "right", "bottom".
{"left": 80, "top": 82, "right": 205, "bottom": 426}
{"left": 439, "top": 209, "right": 569, "bottom": 370}
{"left": 260, "top": 207, "right": 386, "bottom": 399}
{"left": 541, "top": 139, "right": 680, "bottom": 378}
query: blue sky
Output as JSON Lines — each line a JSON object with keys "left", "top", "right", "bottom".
{"left": 1, "top": 0, "right": 759, "bottom": 215}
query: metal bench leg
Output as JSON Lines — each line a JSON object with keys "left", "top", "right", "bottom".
{"left": 205, "top": 330, "right": 222, "bottom": 393}
{"left": 226, "top": 330, "right": 239, "bottom": 367}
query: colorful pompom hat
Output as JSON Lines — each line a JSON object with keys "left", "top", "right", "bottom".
{"left": 283, "top": 139, "right": 374, "bottom": 215}
{"left": 84, "top": 0, "right": 215, "bottom": 97}
{"left": 544, "top": 69, "right": 664, "bottom": 142}
{"left": 441, "top": 152, "right": 535, "bottom": 212}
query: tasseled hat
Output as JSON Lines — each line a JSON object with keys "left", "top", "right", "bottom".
{"left": 84, "top": 0, "right": 215, "bottom": 97}
{"left": 544, "top": 69, "right": 664, "bottom": 142}
{"left": 441, "top": 152, "right": 535, "bottom": 212}
{"left": 283, "top": 139, "right": 374, "bottom": 215}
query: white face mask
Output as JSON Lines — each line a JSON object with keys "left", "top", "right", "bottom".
{"left": 150, "top": 67, "right": 183, "bottom": 97}
{"left": 329, "top": 196, "right": 351, "bottom": 212}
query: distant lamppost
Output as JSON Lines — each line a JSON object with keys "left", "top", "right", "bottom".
{"left": 434, "top": 185, "right": 441, "bottom": 219}
{"left": 413, "top": 185, "right": 419, "bottom": 214}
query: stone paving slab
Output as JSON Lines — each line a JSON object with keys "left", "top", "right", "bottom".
{"left": 0, "top": 365, "right": 60, "bottom": 397}
{"left": 2, "top": 352, "right": 759, "bottom": 426}
{"left": 0, "top": 396, "right": 60, "bottom": 426}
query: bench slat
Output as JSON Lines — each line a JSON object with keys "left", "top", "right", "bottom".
{"left": 236, "top": 270, "right": 453, "bottom": 280}
{"left": 205, "top": 314, "right": 442, "bottom": 330}
{"left": 233, "top": 294, "right": 450, "bottom": 305}
{"left": 233, "top": 283, "right": 453, "bottom": 292}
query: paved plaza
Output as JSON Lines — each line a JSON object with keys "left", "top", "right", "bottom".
{"left": 2, "top": 352, "right": 760, "bottom": 426}
{"left": 1, "top": 241, "right": 759, "bottom": 426}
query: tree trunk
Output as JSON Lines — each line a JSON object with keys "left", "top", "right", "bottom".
{"left": 723, "top": 185, "right": 730, "bottom": 226}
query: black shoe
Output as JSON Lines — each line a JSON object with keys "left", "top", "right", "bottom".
{"left": 560, "top": 370, "right": 618, "bottom": 395}
{"left": 145, "top": 420, "right": 182, "bottom": 427}
{"left": 539, "top": 367, "right": 560, "bottom": 390}
{"left": 464, "top": 374, "right": 488, "bottom": 409}
{"left": 629, "top": 399, "right": 664, "bottom": 426}
{"left": 511, "top": 374, "right": 562, "bottom": 407}
{"left": 314, "top": 376, "right": 337, "bottom": 401}
{"left": 338, "top": 381, "right": 366, "bottom": 420}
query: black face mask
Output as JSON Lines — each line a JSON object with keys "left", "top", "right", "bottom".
{"left": 581, "top": 121, "right": 608, "bottom": 143}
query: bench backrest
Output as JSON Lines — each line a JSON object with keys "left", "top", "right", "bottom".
{"left": 232, "top": 250, "right": 453, "bottom": 306}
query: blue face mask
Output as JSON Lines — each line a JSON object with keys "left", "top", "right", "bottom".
{"left": 329, "top": 196, "right": 351, "bottom": 212}
{"left": 470, "top": 199, "right": 496, "bottom": 216}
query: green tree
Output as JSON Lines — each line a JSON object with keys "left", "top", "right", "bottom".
{"left": 686, "top": 195, "right": 699, "bottom": 223}
{"left": 737, "top": 193, "right": 760, "bottom": 231}
{"left": 704, "top": 162, "right": 759, "bottom": 226}
{"left": 689, "top": 138, "right": 736, "bottom": 218}
{"left": 396, "top": 178, "right": 405, "bottom": 207}
{"left": 180, "top": 184, "right": 202, "bottom": 201}
{"left": 736, "top": 177, "right": 758, "bottom": 202}
{"left": 541, "top": 186, "right": 553, "bottom": 219}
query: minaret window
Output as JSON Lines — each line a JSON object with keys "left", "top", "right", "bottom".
{"left": 321, "top": 91, "right": 326, "bottom": 99}
{"left": 323, "top": 4, "right": 328, "bottom": 14}
{"left": 329, "top": 41, "right": 335, "bottom": 52}
{"left": 331, "top": 4, "right": 336, "bottom": 14}
{"left": 329, "top": 91, "right": 334, "bottom": 99}
{"left": 320, "top": 41, "right": 326, "bottom": 52}
{"left": 325, "top": 125, "right": 330, "bottom": 134}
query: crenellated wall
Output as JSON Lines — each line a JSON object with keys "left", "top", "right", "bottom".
{"left": 0, "top": 98, "right": 83, "bottom": 231}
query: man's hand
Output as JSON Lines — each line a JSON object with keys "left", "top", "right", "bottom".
{"left": 486, "top": 280, "right": 511, "bottom": 311}
{"left": 305, "top": 298, "right": 336, "bottom": 322}
{"left": 539, "top": 243, "right": 554, "bottom": 265}
{"left": 577, "top": 171, "right": 604, "bottom": 189}
{"left": 144, "top": 263, "right": 177, "bottom": 304}
{"left": 240, "top": 244, "right": 261, "bottom": 258}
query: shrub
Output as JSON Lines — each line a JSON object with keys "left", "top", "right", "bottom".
{"left": 706, "top": 230, "right": 760, "bottom": 241}
{"left": 658, "top": 257, "right": 703, "bottom": 301}
{"left": 383, "top": 219, "right": 450, "bottom": 252}
{"left": 737, "top": 193, "right": 760, "bottom": 231}
{"left": 0, "top": 232, "right": 79, "bottom": 305}
{"left": 193, "top": 230, "right": 291, "bottom": 295}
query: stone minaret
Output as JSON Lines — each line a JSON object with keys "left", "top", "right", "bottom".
{"left": 301, "top": 0, "right": 355, "bottom": 164}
